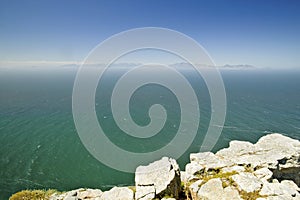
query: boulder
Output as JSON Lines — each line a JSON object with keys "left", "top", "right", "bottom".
{"left": 197, "top": 178, "right": 240, "bottom": 200}
{"left": 190, "top": 152, "right": 233, "bottom": 170}
{"left": 135, "top": 157, "right": 181, "bottom": 199}
{"left": 100, "top": 187, "right": 133, "bottom": 200}
{"left": 231, "top": 172, "right": 263, "bottom": 193}
{"left": 259, "top": 180, "right": 300, "bottom": 197}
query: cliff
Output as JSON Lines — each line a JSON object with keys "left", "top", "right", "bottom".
{"left": 10, "top": 133, "right": 300, "bottom": 200}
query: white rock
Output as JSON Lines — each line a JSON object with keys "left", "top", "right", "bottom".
{"left": 135, "top": 185, "right": 155, "bottom": 200}
{"left": 254, "top": 167, "right": 273, "bottom": 181}
{"left": 77, "top": 189, "right": 102, "bottom": 199}
{"left": 259, "top": 181, "right": 299, "bottom": 198}
{"left": 216, "top": 134, "right": 300, "bottom": 186}
{"left": 281, "top": 180, "right": 300, "bottom": 192}
{"left": 185, "top": 162, "right": 204, "bottom": 180}
{"left": 217, "top": 140, "right": 256, "bottom": 157}
{"left": 190, "top": 152, "right": 233, "bottom": 169}
{"left": 64, "top": 197, "right": 78, "bottom": 200}
{"left": 135, "top": 157, "right": 181, "bottom": 199}
{"left": 197, "top": 178, "right": 224, "bottom": 200}
{"left": 189, "top": 180, "right": 203, "bottom": 193}
{"left": 100, "top": 187, "right": 133, "bottom": 200}
{"left": 223, "top": 186, "right": 241, "bottom": 200}
{"left": 232, "top": 172, "right": 262, "bottom": 193}
{"left": 180, "top": 171, "right": 187, "bottom": 182}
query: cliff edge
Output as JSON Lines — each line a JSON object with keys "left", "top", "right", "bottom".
{"left": 11, "top": 133, "right": 300, "bottom": 200}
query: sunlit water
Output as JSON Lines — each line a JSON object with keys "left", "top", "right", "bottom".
{"left": 0, "top": 67, "right": 299, "bottom": 199}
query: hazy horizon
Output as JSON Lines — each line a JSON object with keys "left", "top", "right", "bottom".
{"left": 1, "top": 0, "right": 300, "bottom": 69}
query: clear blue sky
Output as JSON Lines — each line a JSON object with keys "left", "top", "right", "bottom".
{"left": 0, "top": 0, "right": 300, "bottom": 68}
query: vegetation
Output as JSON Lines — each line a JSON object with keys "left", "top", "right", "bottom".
{"left": 239, "top": 190, "right": 267, "bottom": 200}
{"left": 195, "top": 168, "right": 238, "bottom": 188}
{"left": 9, "top": 189, "right": 60, "bottom": 200}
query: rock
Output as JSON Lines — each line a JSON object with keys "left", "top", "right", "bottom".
{"left": 196, "top": 178, "right": 240, "bottom": 200}
{"left": 259, "top": 180, "right": 300, "bottom": 198}
{"left": 135, "top": 185, "right": 155, "bottom": 200}
{"left": 189, "top": 180, "right": 203, "bottom": 194}
{"left": 180, "top": 171, "right": 187, "bottom": 183}
{"left": 197, "top": 178, "right": 224, "bottom": 200}
{"left": 217, "top": 140, "right": 256, "bottom": 156}
{"left": 231, "top": 172, "right": 262, "bottom": 193}
{"left": 50, "top": 188, "right": 84, "bottom": 200}
{"left": 216, "top": 133, "right": 300, "bottom": 186}
{"left": 254, "top": 168, "right": 273, "bottom": 182}
{"left": 100, "top": 187, "right": 133, "bottom": 200}
{"left": 223, "top": 186, "right": 241, "bottom": 200}
{"left": 76, "top": 189, "right": 102, "bottom": 199}
{"left": 185, "top": 162, "right": 204, "bottom": 181}
{"left": 190, "top": 152, "right": 233, "bottom": 170}
{"left": 135, "top": 157, "right": 181, "bottom": 199}
{"left": 281, "top": 180, "right": 300, "bottom": 192}
{"left": 50, "top": 188, "right": 103, "bottom": 200}
{"left": 64, "top": 197, "right": 78, "bottom": 200}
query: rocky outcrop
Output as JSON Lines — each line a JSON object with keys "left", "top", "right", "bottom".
{"left": 50, "top": 188, "right": 103, "bottom": 200}
{"left": 184, "top": 133, "right": 300, "bottom": 200}
{"left": 24, "top": 133, "right": 300, "bottom": 200}
{"left": 135, "top": 157, "right": 181, "bottom": 200}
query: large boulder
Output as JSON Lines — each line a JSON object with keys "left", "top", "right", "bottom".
{"left": 135, "top": 157, "right": 181, "bottom": 200}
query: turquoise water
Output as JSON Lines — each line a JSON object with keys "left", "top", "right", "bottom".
{"left": 0, "top": 68, "right": 299, "bottom": 199}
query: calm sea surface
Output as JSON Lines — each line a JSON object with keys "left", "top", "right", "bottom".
{"left": 0, "top": 67, "right": 299, "bottom": 199}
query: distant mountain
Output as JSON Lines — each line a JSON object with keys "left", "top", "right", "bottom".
{"left": 219, "top": 64, "right": 256, "bottom": 69}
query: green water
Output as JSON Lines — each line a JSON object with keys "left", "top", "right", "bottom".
{"left": 0, "top": 68, "right": 299, "bottom": 199}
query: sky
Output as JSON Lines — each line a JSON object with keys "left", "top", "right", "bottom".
{"left": 0, "top": 0, "right": 300, "bottom": 68}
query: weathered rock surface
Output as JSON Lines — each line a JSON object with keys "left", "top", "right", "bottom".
{"left": 184, "top": 133, "right": 300, "bottom": 200}
{"left": 135, "top": 157, "right": 181, "bottom": 200}
{"left": 197, "top": 178, "right": 241, "bottom": 200}
{"left": 50, "top": 188, "right": 103, "bottom": 200}
{"left": 100, "top": 187, "right": 134, "bottom": 200}
{"left": 216, "top": 133, "right": 300, "bottom": 185}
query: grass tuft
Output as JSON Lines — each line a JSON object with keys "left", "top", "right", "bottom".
{"left": 9, "top": 189, "right": 59, "bottom": 200}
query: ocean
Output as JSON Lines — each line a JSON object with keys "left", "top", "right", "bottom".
{"left": 0, "top": 67, "right": 299, "bottom": 199}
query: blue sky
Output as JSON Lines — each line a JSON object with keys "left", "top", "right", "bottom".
{"left": 0, "top": 0, "right": 300, "bottom": 68}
